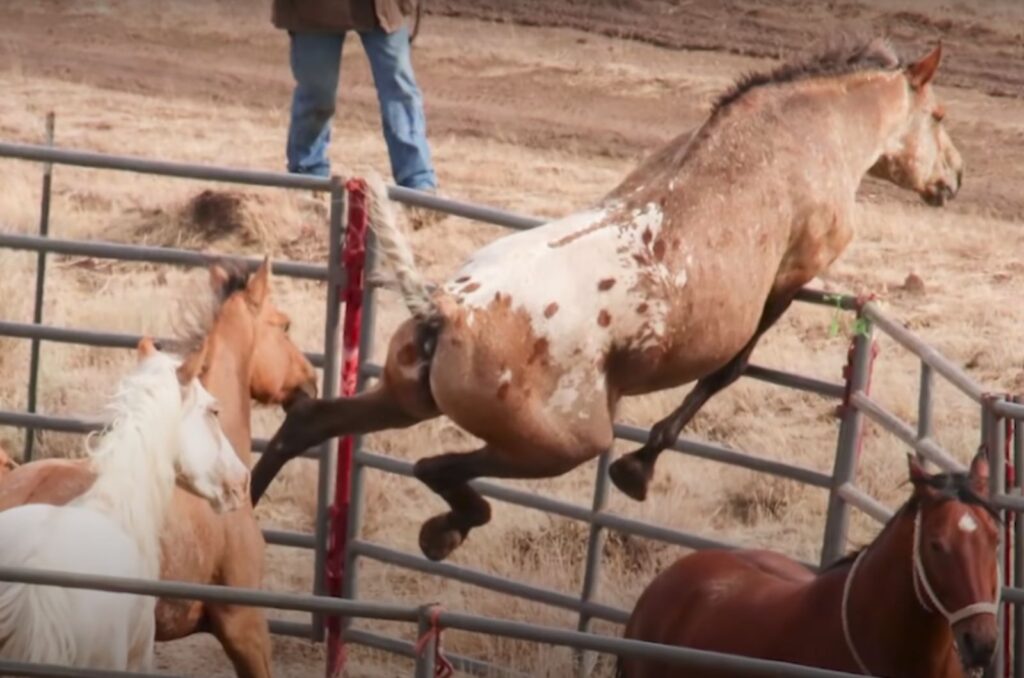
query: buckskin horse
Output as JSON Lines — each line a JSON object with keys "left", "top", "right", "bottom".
{"left": 0, "top": 259, "right": 318, "bottom": 677}
{"left": 618, "top": 451, "right": 1001, "bottom": 678}
{"left": 250, "top": 37, "right": 964, "bottom": 562}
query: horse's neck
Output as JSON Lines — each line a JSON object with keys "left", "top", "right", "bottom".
{"left": 78, "top": 417, "right": 179, "bottom": 577}
{"left": 202, "top": 337, "right": 253, "bottom": 465}
{"left": 845, "top": 517, "right": 955, "bottom": 677}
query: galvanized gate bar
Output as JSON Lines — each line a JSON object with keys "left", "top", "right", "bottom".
{"left": 0, "top": 659, "right": 185, "bottom": 678}
{"left": 862, "top": 303, "right": 986, "bottom": 403}
{"left": 0, "top": 142, "right": 548, "bottom": 231}
{"left": 836, "top": 482, "right": 893, "bottom": 524}
{"left": 0, "top": 141, "right": 332, "bottom": 191}
{"left": 614, "top": 423, "right": 834, "bottom": 487}
{"left": 0, "top": 411, "right": 320, "bottom": 460}
{"left": 0, "top": 232, "right": 329, "bottom": 282}
{"left": 354, "top": 447, "right": 815, "bottom": 568}
{"left": 850, "top": 392, "right": 964, "bottom": 472}
{"left": 0, "top": 565, "right": 420, "bottom": 620}
{"left": 343, "top": 628, "right": 521, "bottom": 678}
{"left": 358, "top": 360, "right": 846, "bottom": 400}
{"left": 433, "top": 609, "right": 867, "bottom": 678}
{"left": 351, "top": 539, "right": 631, "bottom": 624}
{"left": 0, "top": 320, "right": 326, "bottom": 367}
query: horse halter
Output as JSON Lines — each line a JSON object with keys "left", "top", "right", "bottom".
{"left": 841, "top": 507, "right": 1002, "bottom": 676}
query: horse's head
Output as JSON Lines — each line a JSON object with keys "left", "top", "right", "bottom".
{"left": 908, "top": 450, "right": 999, "bottom": 673}
{"left": 208, "top": 257, "right": 318, "bottom": 409}
{"left": 137, "top": 337, "right": 250, "bottom": 513}
{"left": 870, "top": 43, "right": 963, "bottom": 207}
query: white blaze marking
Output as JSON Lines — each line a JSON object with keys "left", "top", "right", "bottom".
{"left": 498, "top": 369, "right": 512, "bottom": 385}
{"left": 958, "top": 512, "right": 978, "bottom": 533}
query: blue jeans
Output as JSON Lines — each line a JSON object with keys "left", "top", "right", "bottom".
{"left": 286, "top": 27, "right": 437, "bottom": 190}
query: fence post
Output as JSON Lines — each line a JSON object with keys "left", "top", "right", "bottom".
{"left": 23, "top": 111, "right": 55, "bottom": 463}
{"left": 338, "top": 179, "right": 380, "bottom": 629}
{"left": 820, "top": 310, "right": 876, "bottom": 567}
{"left": 1012, "top": 396, "right": 1024, "bottom": 678}
{"left": 324, "top": 177, "right": 369, "bottom": 678}
{"left": 312, "top": 177, "right": 347, "bottom": 645}
{"left": 574, "top": 451, "right": 612, "bottom": 677}
{"left": 982, "top": 397, "right": 1011, "bottom": 678}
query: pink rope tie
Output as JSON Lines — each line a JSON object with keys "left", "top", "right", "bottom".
{"left": 415, "top": 607, "right": 454, "bottom": 678}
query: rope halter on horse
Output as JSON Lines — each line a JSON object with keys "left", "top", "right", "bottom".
{"left": 841, "top": 507, "right": 1002, "bottom": 676}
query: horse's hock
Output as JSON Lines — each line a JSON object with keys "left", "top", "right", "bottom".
{"left": 0, "top": 139, "right": 1023, "bottom": 678}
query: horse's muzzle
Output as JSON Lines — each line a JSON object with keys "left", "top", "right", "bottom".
{"left": 955, "top": 627, "right": 996, "bottom": 673}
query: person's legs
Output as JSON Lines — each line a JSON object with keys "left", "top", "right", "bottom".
{"left": 286, "top": 32, "right": 345, "bottom": 176}
{"left": 359, "top": 26, "right": 437, "bottom": 190}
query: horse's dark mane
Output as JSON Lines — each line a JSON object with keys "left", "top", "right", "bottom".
{"left": 169, "top": 259, "right": 252, "bottom": 357}
{"left": 712, "top": 35, "right": 903, "bottom": 115}
{"left": 823, "top": 469, "right": 1000, "bottom": 572}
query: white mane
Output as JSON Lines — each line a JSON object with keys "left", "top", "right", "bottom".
{"left": 74, "top": 351, "right": 186, "bottom": 576}
{"left": 0, "top": 350, "right": 192, "bottom": 670}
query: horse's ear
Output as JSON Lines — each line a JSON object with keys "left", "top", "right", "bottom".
{"left": 907, "top": 42, "right": 942, "bottom": 90}
{"left": 908, "top": 453, "right": 931, "bottom": 484}
{"left": 246, "top": 256, "right": 271, "bottom": 307}
{"left": 969, "top": 446, "right": 991, "bottom": 497}
{"left": 176, "top": 344, "right": 206, "bottom": 386}
{"left": 209, "top": 263, "right": 231, "bottom": 294}
{"left": 136, "top": 336, "right": 158, "bottom": 361}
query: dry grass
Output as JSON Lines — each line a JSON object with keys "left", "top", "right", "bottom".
{"left": 2, "top": 3, "right": 1024, "bottom": 676}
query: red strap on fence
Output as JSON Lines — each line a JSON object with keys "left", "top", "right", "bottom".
{"left": 415, "top": 607, "right": 454, "bottom": 678}
{"left": 325, "top": 177, "right": 370, "bottom": 678}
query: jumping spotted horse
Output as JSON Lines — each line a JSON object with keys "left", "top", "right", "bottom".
{"left": 251, "top": 39, "right": 964, "bottom": 562}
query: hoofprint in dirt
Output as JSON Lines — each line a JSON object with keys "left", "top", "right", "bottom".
{"left": 1, "top": 2, "right": 1024, "bottom": 676}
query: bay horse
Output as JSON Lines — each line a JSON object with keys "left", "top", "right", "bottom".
{"left": 0, "top": 338, "right": 249, "bottom": 671}
{"left": 618, "top": 450, "right": 1001, "bottom": 678}
{"left": 250, "top": 37, "right": 964, "bottom": 562}
{"left": 0, "top": 258, "right": 318, "bottom": 677}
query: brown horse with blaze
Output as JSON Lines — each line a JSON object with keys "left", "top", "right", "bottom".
{"left": 620, "top": 450, "right": 1000, "bottom": 678}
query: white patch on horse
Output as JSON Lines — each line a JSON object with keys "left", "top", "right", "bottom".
{"left": 958, "top": 512, "right": 978, "bottom": 534}
{"left": 443, "top": 201, "right": 674, "bottom": 406}
{"left": 498, "top": 369, "right": 512, "bottom": 385}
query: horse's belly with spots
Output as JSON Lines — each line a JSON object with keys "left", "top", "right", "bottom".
{"left": 609, "top": 297, "right": 765, "bottom": 396}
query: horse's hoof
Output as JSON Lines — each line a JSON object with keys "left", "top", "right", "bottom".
{"left": 419, "top": 514, "right": 465, "bottom": 562}
{"left": 609, "top": 454, "right": 651, "bottom": 502}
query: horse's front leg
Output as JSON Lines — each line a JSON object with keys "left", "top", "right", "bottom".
{"left": 609, "top": 292, "right": 797, "bottom": 501}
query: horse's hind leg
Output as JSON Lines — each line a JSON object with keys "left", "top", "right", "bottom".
{"left": 251, "top": 319, "right": 439, "bottom": 505}
{"left": 609, "top": 291, "right": 797, "bottom": 501}
{"left": 413, "top": 436, "right": 608, "bottom": 561}
{"left": 250, "top": 385, "right": 423, "bottom": 504}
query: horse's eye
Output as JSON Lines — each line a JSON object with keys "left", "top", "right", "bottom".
{"left": 209, "top": 406, "right": 220, "bottom": 417}
{"left": 932, "top": 109, "right": 945, "bottom": 123}
{"left": 929, "top": 538, "right": 946, "bottom": 553}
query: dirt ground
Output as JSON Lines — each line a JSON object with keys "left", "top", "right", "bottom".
{"left": 2, "top": 0, "right": 1024, "bottom": 676}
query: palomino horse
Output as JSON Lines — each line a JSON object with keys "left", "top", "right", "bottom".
{"left": 0, "top": 259, "right": 317, "bottom": 677}
{"left": 619, "top": 451, "right": 1001, "bottom": 678}
{"left": 250, "top": 38, "right": 964, "bottom": 562}
{"left": 0, "top": 339, "right": 249, "bottom": 671}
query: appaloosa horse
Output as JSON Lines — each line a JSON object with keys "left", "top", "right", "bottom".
{"left": 619, "top": 451, "right": 1001, "bottom": 678}
{"left": 0, "top": 259, "right": 317, "bottom": 678}
{"left": 250, "top": 38, "right": 964, "bottom": 562}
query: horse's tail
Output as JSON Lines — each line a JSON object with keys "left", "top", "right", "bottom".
{"left": 0, "top": 513, "right": 76, "bottom": 666}
{"left": 0, "top": 579, "right": 75, "bottom": 664}
{"left": 364, "top": 173, "right": 442, "bottom": 325}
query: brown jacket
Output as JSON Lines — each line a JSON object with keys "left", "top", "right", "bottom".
{"left": 272, "top": 0, "right": 415, "bottom": 34}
